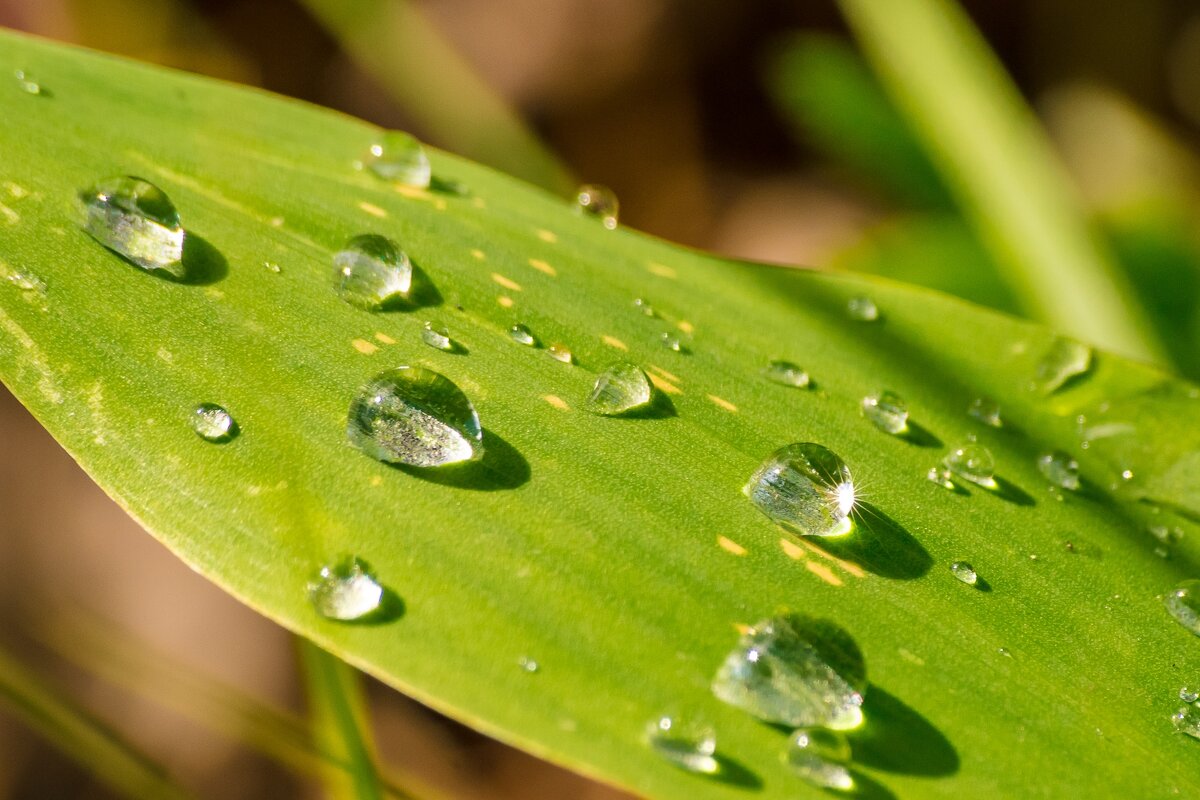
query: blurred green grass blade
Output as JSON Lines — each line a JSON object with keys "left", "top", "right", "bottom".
{"left": 0, "top": 643, "right": 189, "bottom": 800}
{"left": 299, "top": 0, "right": 574, "bottom": 195}
{"left": 301, "top": 640, "right": 386, "bottom": 800}
{"left": 837, "top": 0, "right": 1165, "bottom": 364}
{"left": 2, "top": 28, "right": 1200, "bottom": 799}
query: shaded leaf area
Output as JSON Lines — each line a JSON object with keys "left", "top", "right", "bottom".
{"left": 0, "top": 30, "right": 1198, "bottom": 799}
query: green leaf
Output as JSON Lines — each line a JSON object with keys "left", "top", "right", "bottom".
{"left": 0, "top": 29, "right": 1198, "bottom": 799}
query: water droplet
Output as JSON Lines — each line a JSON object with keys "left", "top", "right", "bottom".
{"left": 365, "top": 131, "right": 431, "bottom": 188}
{"left": 307, "top": 556, "right": 383, "bottom": 621}
{"left": 78, "top": 176, "right": 185, "bottom": 277}
{"left": 968, "top": 396, "right": 1002, "bottom": 427}
{"left": 13, "top": 69, "right": 42, "bottom": 95}
{"left": 508, "top": 323, "right": 538, "bottom": 347}
{"left": 585, "top": 362, "right": 652, "bottom": 416}
{"left": 950, "top": 561, "right": 978, "bottom": 586}
{"left": 1172, "top": 705, "right": 1200, "bottom": 739}
{"left": 783, "top": 728, "right": 854, "bottom": 791}
{"left": 1037, "top": 450, "right": 1080, "bottom": 491}
{"left": 763, "top": 360, "right": 810, "bottom": 388}
{"left": 632, "top": 297, "right": 656, "bottom": 317}
{"left": 861, "top": 391, "right": 908, "bottom": 435}
{"left": 659, "top": 332, "right": 683, "bottom": 352}
{"left": 744, "top": 443, "right": 855, "bottom": 537}
{"left": 421, "top": 321, "right": 454, "bottom": 351}
{"left": 644, "top": 714, "right": 718, "bottom": 774}
{"left": 1035, "top": 337, "right": 1092, "bottom": 393}
{"left": 547, "top": 343, "right": 573, "bottom": 364}
{"left": 346, "top": 366, "right": 482, "bottom": 467}
{"left": 333, "top": 234, "right": 412, "bottom": 310}
{"left": 711, "top": 613, "right": 866, "bottom": 729}
{"left": 1180, "top": 687, "right": 1199, "bottom": 704}
{"left": 192, "top": 403, "right": 236, "bottom": 442}
{"left": 7, "top": 269, "right": 46, "bottom": 295}
{"left": 1165, "top": 580, "right": 1200, "bottom": 636}
{"left": 518, "top": 656, "right": 540, "bottom": 674}
{"left": 846, "top": 295, "right": 879, "bottom": 322}
{"left": 940, "top": 443, "right": 997, "bottom": 488}
{"left": 576, "top": 184, "right": 618, "bottom": 229}
{"left": 263, "top": 261, "right": 281, "bottom": 274}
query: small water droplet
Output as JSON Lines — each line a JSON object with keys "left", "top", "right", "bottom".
{"left": 517, "top": 656, "right": 540, "bottom": 674}
{"left": 940, "top": 443, "right": 997, "bottom": 488}
{"left": 576, "top": 184, "right": 618, "bottom": 229}
{"left": 333, "top": 234, "right": 412, "bottom": 310}
{"left": 950, "top": 561, "right": 978, "bottom": 586}
{"left": 508, "top": 323, "right": 537, "bottom": 347}
{"left": 711, "top": 614, "right": 866, "bottom": 729}
{"left": 7, "top": 269, "right": 46, "bottom": 295}
{"left": 632, "top": 297, "right": 656, "bottom": 317}
{"left": 421, "top": 321, "right": 454, "bottom": 351}
{"left": 1037, "top": 451, "right": 1080, "bottom": 491}
{"left": 659, "top": 332, "right": 683, "bottom": 352}
{"left": 192, "top": 403, "right": 236, "bottom": 442}
{"left": 1181, "top": 687, "right": 1199, "bottom": 704}
{"left": 1172, "top": 705, "right": 1200, "bottom": 739}
{"left": 862, "top": 391, "right": 908, "bottom": 435}
{"left": 744, "top": 443, "right": 855, "bottom": 537}
{"left": 783, "top": 728, "right": 854, "bottom": 792}
{"left": 968, "top": 396, "right": 1002, "bottom": 427}
{"left": 78, "top": 176, "right": 185, "bottom": 277}
{"left": 13, "top": 69, "right": 42, "bottom": 95}
{"left": 346, "top": 366, "right": 482, "bottom": 467}
{"left": 1165, "top": 580, "right": 1200, "bottom": 636}
{"left": 644, "top": 714, "right": 718, "bottom": 774}
{"left": 585, "top": 362, "right": 652, "bottom": 416}
{"left": 547, "top": 343, "right": 573, "bottom": 364}
{"left": 307, "top": 556, "right": 383, "bottom": 621}
{"left": 846, "top": 295, "right": 879, "bottom": 322}
{"left": 763, "top": 360, "right": 810, "bottom": 388}
{"left": 1035, "top": 337, "right": 1092, "bottom": 393}
{"left": 365, "top": 131, "right": 431, "bottom": 188}
{"left": 263, "top": 261, "right": 281, "bottom": 274}
{"left": 998, "top": 647, "right": 1012, "bottom": 658}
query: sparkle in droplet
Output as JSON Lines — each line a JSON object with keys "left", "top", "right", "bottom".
{"left": 744, "top": 443, "right": 855, "bottom": 537}
{"left": 862, "top": 390, "right": 908, "bottom": 435}
{"left": 332, "top": 234, "right": 412, "bottom": 310}
{"left": 1037, "top": 450, "right": 1080, "bottom": 491}
{"left": 1180, "top": 686, "right": 1199, "bottom": 704}
{"left": 78, "top": 176, "right": 185, "bottom": 277}
{"left": 1166, "top": 580, "right": 1200, "bottom": 636}
{"left": 1172, "top": 705, "right": 1200, "bottom": 739}
{"left": 421, "top": 321, "right": 454, "bottom": 351}
{"left": 518, "top": 656, "right": 540, "bottom": 674}
{"left": 192, "top": 403, "right": 236, "bottom": 442}
{"left": 7, "top": 269, "right": 46, "bottom": 295}
{"left": 576, "top": 184, "right": 618, "bottom": 229}
{"left": 950, "top": 561, "right": 978, "bottom": 586}
{"left": 968, "top": 396, "right": 1002, "bottom": 427}
{"left": 585, "top": 362, "right": 652, "bottom": 416}
{"left": 783, "top": 728, "right": 854, "bottom": 791}
{"left": 632, "top": 297, "right": 657, "bottom": 317}
{"left": 509, "top": 323, "right": 538, "bottom": 347}
{"left": 547, "top": 343, "right": 573, "bottom": 364}
{"left": 307, "top": 556, "right": 383, "bottom": 621}
{"left": 763, "top": 360, "right": 810, "bottom": 388}
{"left": 263, "top": 261, "right": 281, "bottom": 274}
{"left": 365, "top": 131, "right": 431, "bottom": 188}
{"left": 846, "top": 295, "right": 879, "bottom": 321}
{"left": 659, "top": 332, "right": 683, "bottom": 352}
{"left": 644, "top": 714, "right": 718, "bottom": 774}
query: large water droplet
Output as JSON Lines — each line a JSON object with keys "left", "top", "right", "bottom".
{"left": 421, "top": 321, "right": 454, "bottom": 351}
{"left": 78, "top": 176, "right": 185, "bottom": 277}
{"left": 509, "top": 323, "right": 538, "bottom": 347}
{"left": 846, "top": 295, "right": 879, "bottom": 322}
{"left": 585, "top": 362, "right": 652, "bottom": 416}
{"left": 940, "top": 443, "right": 997, "bottom": 489}
{"left": 644, "top": 714, "right": 718, "bottom": 774}
{"left": 193, "top": 403, "right": 237, "bottom": 442}
{"left": 332, "top": 234, "right": 412, "bottom": 310}
{"left": 13, "top": 69, "right": 42, "bottom": 95}
{"left": 783, "top": 728, "right": 854, "bottom": 792}
{"left": 548, "top": 343, "right": 573, "bottom": 364}
{"left": 711, "top": 614, "right": 866, "bottom": 729}
{"left": 307, "top": 556, "right": 383, "bottom": 621}
{"left": 968, "top": 396, "right": 1002, "bottom": 427}
{"left": 862, "top": 391, "right": 908, "bottom": 435}
{"left": 346, "top": 366, "right": 482, "bottom": 467}
{"left": 744, "top": 443, "right": 855, "bottom": 537}
{"left": 950, "top": 561, "right": 978, "bottom": 586}
{"left": 1035, "top": 337, "right": 1093, "bottom": 393}
{"left": 1037, "top": 450, "right": 1081, "bottom": 491}
{"left": 576, "top": 184, "right": 618, "bottom": 229}
{"left": 1172, "top": 705, "right": 1200, "bottom": 739}
{"left": 1165, "top": 580, "right": 1200, "bottom": 636}
{"left": 365, "top": 131, "right": 431, "bottom": 188}
{"left": 763, "top": 360, "right": 810, "bottom": 388}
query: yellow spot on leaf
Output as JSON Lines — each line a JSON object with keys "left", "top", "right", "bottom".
{"left": 471, "top": 249, "right": 486, "bottom": 260}
{"left": 0, "top": 203, "right": 18, "bottom": 225}
{"left": 374, "top": 332, "right": 396, "bottom": 345}
{"left": 156, "top": 348, "right": 174, "bottom": 363}
{"left": 497, "top": 295, "right": 515, "bottom": 308}
{"left": 780, "top": 538, "right": 806, "bottom": 560}
{"left": 648, "top": 373, "right": 681, "bottom": 395}
{"left": 536, "top": 229, "right": 558, "bottom": 243}
{"left": 528, "top": 258, "right": 557, "bottom": 276}
{"left": 707, "top": 394, "right": 738, "bottom": 412}
{"left": 543, "top": 394, "right": 569, "bottom": 410}
{"left": 370, "top": 475, "right": 384, "bottom": 487}
{"left": 898, "top": 648, "right": 926, "bottom": 666}
{"left": 269, "top": 216, "right": 284, "bottom": 227}
{"left": 602, "top": 335, "right": 628, "bottom": 351}
{"left": 718, "top": 536, "right": 747, "bottom": 556}
{"left": 647, "top": 364, "right": 681, "bottom": 384}
{"left": 806, "top": 561, "right": 844, "bottom": 587}
{"left": 647, "top": 262, "right": 677, "bottom": 279}
{"left": 799, "top": 539, "right": 866, "bottom": 578}
{"left": 734, "top": 623, "right": 753, "bottom": 635}
{"left": 492, "top": 273, "right": 522, "bottom": 291}
{"left": 472, "top": 196, "right": 486, "bottom": 209}
{"left": 358, "top": 201, "right": 387, "bottom": 218}
{"left": 395, "top": 185, "right": 431, "bottom": 201}
{"left": 678, "top": 320, "right": 695, "bottom": 335}
{"left": 352, "top": 338, "right": 378, "bottom": 355}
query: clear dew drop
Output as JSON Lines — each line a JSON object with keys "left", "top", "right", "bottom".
{"left": 517, "top": 656, "right": 540, "bottom": 674}
{"left": 346, "top": 366, "right": 483, "bottom": 467}
{"left": 421, "top": 321, "right": 454, "bottom": 351}
{"left": 950, "top": 561, "right": 978, "bottom": 586}
{"left": 263, "top": 261, "right": 282, "bottom": 274}
{"left": 783, "top": 728, "right": 854, "bottom": 792}
{"left": 846, "top": 295, "right": 879, "bottom": 322}
{"left": 508, "top": 323, "right": 538, "bottom": 347}
{"left": 744, "top": 443, "right": 855, "bottom": 537}
{"left": 659, "top": 332, "right": 683, "bottom": 352}
{"left": 576, "top": 184, "right": 618, "bottom": 229}
{"left": 13, "top": 69, "right": 42, "bottom": 95}
{"left": 711, "top": 614, "right": 866, "bottom": 730}
{"left": 1165, "top": 580, "right": 1200, "bottom": 636}
{"left": 632, "top": 297, "right": 657, "bottom": 317}
{"left": 192, "top": 403, "right": 236, "bottom": 442}
{"left": 940, "top": 443, "right": 997, "bottom": 488}
{"left": 1035, "top": 337, "right": 1093, "bottom": 393}
{"left": 306, "top": 556, "right": 383, "bottom": 621}
{"left": 78, "top": 176, "right": 185, "bottom": 277}
{"left": 585, "top": 362, "right": 652, "bottom": 416}
{"left": 364, "top": 130, "right": 431, "bottom": 188}
{"left": 763, "top": 360, "right": 810, "bottom": 389}
{"left": 968, "top": 396, "right": 1002, "bottom": 427}
{"left": 1037, "top": 450, "right": 1081, "bottom": 491}
{"left": 644, "top": 714, "right": 718, "bottom": 774}
{"left": 1180, "top": 686, "right": 1199, "bottom": 704}
{"left": 861, "top": 390, "right": 908, "bottom": 435}
{"left": 547, "top": 343, "right": 573, "bottom": 364}
{"left": 1173, "top": 705, "right": 1200, "bottom": 740}
{"left": 7, "top": 269, "right": 46, "bottom": 295}
{"left": 332, "top": 234, "right": 413, "bottom": 310}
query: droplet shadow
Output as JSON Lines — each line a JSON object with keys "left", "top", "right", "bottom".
{"left": 177, "top": 233, "right": 228, "bottom": 285}
{"left": 850, "top": 687, "right": 959, "bottom": 777}
{"left": 391, "top": 430, "right": 530, "bottom": 491}
{"left": 821, "top": 502, "right": 932, "bottom": 579}
{"left": 899, "top": 422, "right": 941, "bottom": 448}
{"left": 844, "top": 769, "right": 898, "bottom": 800}
{"left": 430, "top": 176, "right": 470, "bottom": 196}
{"left": 612, "top": 389, "right": 677, "bottom": 419}
{"left": 990, "top": 476, "right": 1034, "bottom": 507}
{"left": 706, "top": 754, "right": 763, "bottom": 790}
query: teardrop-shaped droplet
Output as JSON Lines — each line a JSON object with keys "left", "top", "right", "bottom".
{"left": 421, "top": 321, "right": 454, "bottom": 351}
{"left": 744, "top": 443, "right": 855, "bottom": 537}
{"left": 783, "top": 728, "right": 854, "bottom": 791}
{"left": 576, "top": 184, "right": 618, "bottom": 229}
{"left": 548, "top": 343, "right": 573, "bottom": 364}
{"left": 193, "top": 403, "right": 237, "bottom": 442}
{"left": 13, "top": 69, "right": 42, "bottom": 95}
{"left": 509, "top": 323, "right": 538, "bottom": 347}
{"left": 846, "top": 295, "right": 879, "bottom": 322}
{"left": 763, "top": 360, "right": 810, "bottom": 388}
{"left": 862, "top": 391, "right": 908, "bottom": 435}
{"left": 712, "top": 614, "right": 866, "bottom": 730}
{"left": 365, "top": 131, "right": 431, "bottom": 188}
{"left": 968, "top": 396, "right": 1002, "bottom": 427}
{"left": 1172, "top": 705, "right": 1200, "bottom": 739}
{"left": 950, "top": 561, "right": 978, "bottom": 586}
{"left": 346, "top": 366, "right": 482, "bottom": 467}
{"left": 1037, "top": 450, "right": 1081, "bottom": 491}
{"left": 644, "top": 714, "right": 718, "bottom": 774}
{"left": 585, "top": 362, "right": 652, "bottom": 416}
{"left": 1035, "top": 337, "right": 1093, "bottom": 393}
{"left": 941, "top": 443, "right": 997, "bottom": 488}
{"left": 332, "top": 234, "right": 412, "bottom": 310}
{"left": 307, "top": 556, "right": 383, "bottom": 621}
{"left": 78, "top": 176, "right": 185, "bottom": 277}
{"left": 659, "top": 332, "right": 683, "bottom": 352}
{"left": 1166, "top": 580, "right": 1200, "bottom": 636}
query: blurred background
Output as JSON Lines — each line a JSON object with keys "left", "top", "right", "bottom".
{"left": 1, "top": 0, "right": 1200, "bottom": 796}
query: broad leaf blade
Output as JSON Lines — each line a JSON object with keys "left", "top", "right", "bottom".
{"left": 0, "top": 30, "right": 1198, "bottom": 799}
